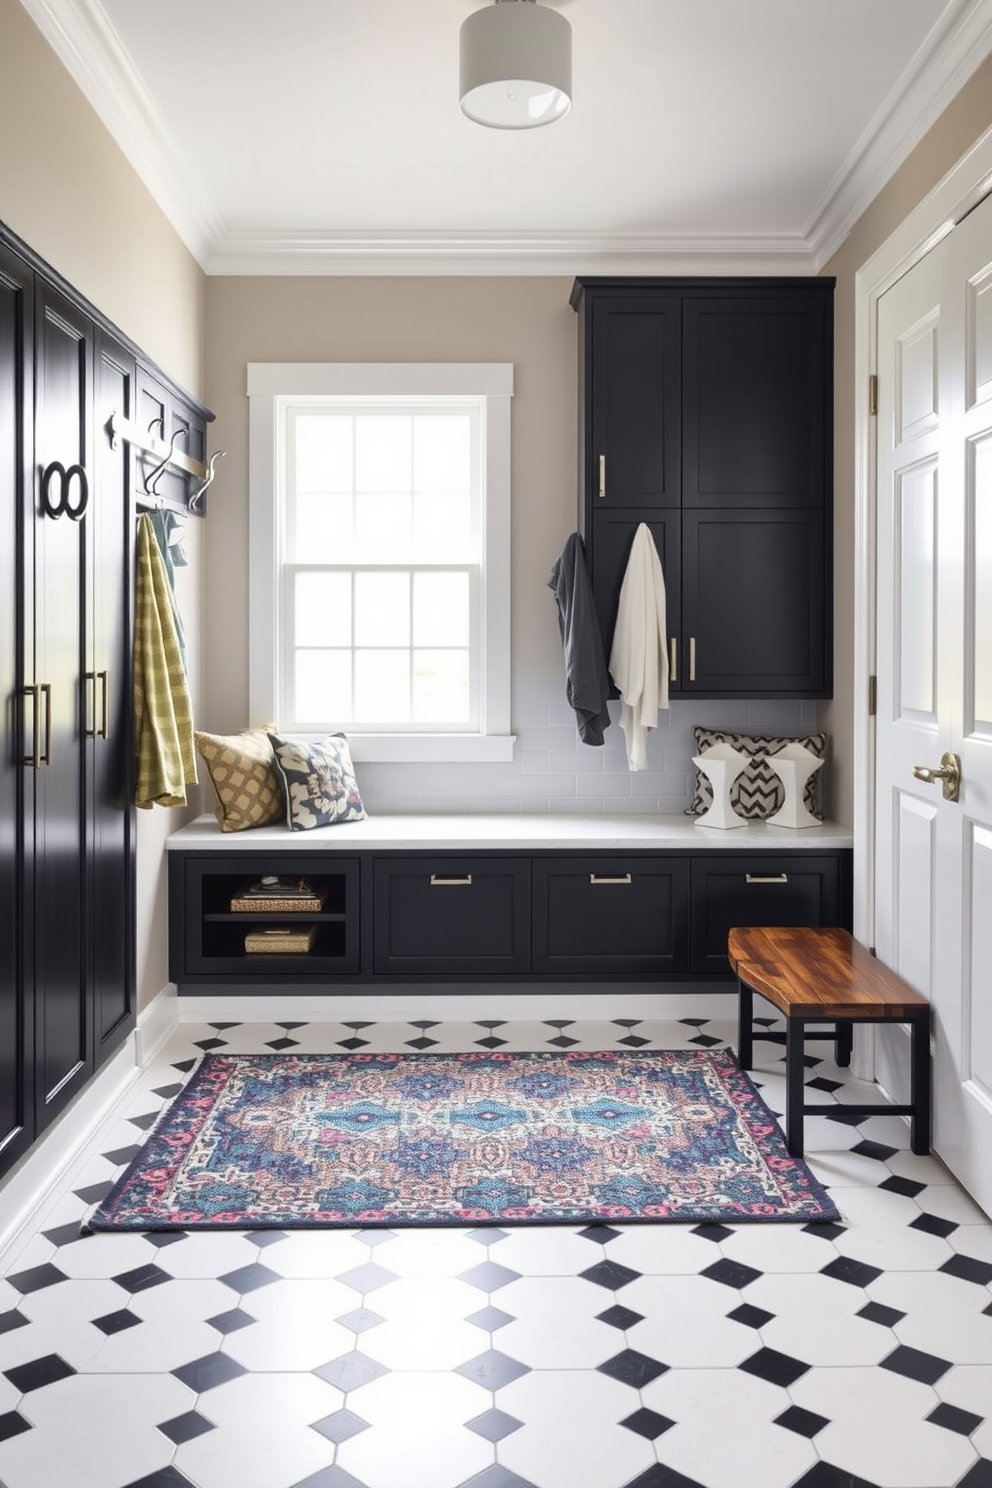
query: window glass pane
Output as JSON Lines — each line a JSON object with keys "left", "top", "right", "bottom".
{"left": 295, "top": 571, "right": 351, "bottom": 645}
{"left": 294, "top": 414, "right": 353, "bottom": 492}
{"left": 355, "top": 493, "right": 412, "bottom": 556}
{"left": 355, "top": 650, "right": 410, "bottom": 722}
{"left": 413, "top": 572, "right": 470, "bottom": 647}
{"left": 354, "top": 572, "right": 410, "bottom": 646}
{"left": 355, "top": 415, "right": 411, "bottom": 493}
{"left": 296, "top": 650, "right": 352, "bottom": 722}
{"left": 413, "top": 493, "right": 472, "bottom": 559}
{"left": 414, "top": 415, "right": 471, "bottom": 494}
{"left": 294, "top": 493, "right": 354, "bottom": 562}
{"left": 413, "top": 650, "right": 470, "bottom": 723}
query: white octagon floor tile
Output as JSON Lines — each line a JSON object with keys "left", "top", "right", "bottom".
{"left": 54, "top": 1232, "right": 160, "bottom": 1279}
{"left": 749, "top": 1274, "right": 895, "bottom": 1366}
{"left": 16, "top": 1277, "right": 126, "bottom": 1328}
{"left": 868, "top": 1271, "right": 992, "bottom": 1362}
{"left": 948, "top": 1225, "right": 992, "bottom": 1262}
{"left": 623, "top": 1274, "right": 758, "bottom": 1367}
{"left": 485, "top": 1225, "right": 600, "bottom": 1277}
{"left": 494, "top": 1277, "right": 620, "bottom": 1369}
{"left": 885, "top": 1151, "right": 957, "bottom": 1184}
{"left": 829, "top": 1184, "right": 927, "bottom": 1229}
{"left": 603, "top": 1223, "right": 717, "bottom": 1276}
{"left": 336, "top": 1372, "right": 493, "bottom": 1488}
{"left": 222, "top": 1280, "right": 357, "bottom": 1371}
{"left": 256, "top": 1230, "right": 371, "bottom": 1279}
{"left": 790, "top": 1366, "right": 974, "bottom": 1488}
{"left": 916, "top": 1185, "right": 992, "bottom": 1225}
{"left": 148, "top": 1232, "right": 263, "bottom": 1279}
{"left": 176, "top": 1374, "right": 339, "bottom": 1488}
{"left": 935, "top": 1363, "right": 992, "bottom": 1415}
{"left": 805, "top": 1146, "right": 900, "bottom": 1188}
{"left": 368, "top": 1228, "right": 481, "bottom": 1278}
{"left": 496, "top": 1369, "right": 654, "bottom": 1488}
{"left": 0, "top": 1315, "right": 104, "bottom": 1373}
{"left": 834, "top": 1220, "right": 953, "bottom": 1272}
{"left": 718, "top": 1222, "right": 840, "bottom": 1273}
{"left": 89, "top": 1312, "right": 222, "bottom": 1374}
{"left": 0, "top": 1426, "right": 105, "bottom": 1488}
{"left": 357, "top": 1291, "right": 485, "bottom": 1371}
{"left": 128, "top": 1276, "right": 244, "bottom": 1329}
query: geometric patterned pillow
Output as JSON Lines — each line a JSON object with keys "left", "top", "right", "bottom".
{"left": 686, "top": 728, "right": 827, "bottom": 820}
{"left": 194, "top": 726, "right": 284, "bottom": 832}
{"left": 267, "top": 731, "right": 367, "bottom": 830}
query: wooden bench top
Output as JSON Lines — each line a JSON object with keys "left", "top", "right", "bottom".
{"left": 727, "top": 926, "right": 930, "bottom": 1021}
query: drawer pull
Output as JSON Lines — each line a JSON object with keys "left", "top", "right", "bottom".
{"left": 598, "top": 454, "right": 606, "bottom": 498}
{"left": 745, "top": 873, "right": 789, "bottom": 884}
{"left": 589, "top": 873, "right": 632, "bottom": 885}
{"left": 669, "top": 637, "right": 677, "bottom": 683}
{"left": 430, "top": 874, "right": 473, "bottom": 886}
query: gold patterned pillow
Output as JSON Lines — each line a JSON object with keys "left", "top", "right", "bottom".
{"left": 194, "top": 727, "right": 283, "bottom": 832}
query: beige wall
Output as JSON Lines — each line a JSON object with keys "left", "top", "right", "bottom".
{"left": 0, "top": 0, "right": 207, "bottom": 1013}
{"left": 822, "top": 52, "right": 992, "bottom": 827}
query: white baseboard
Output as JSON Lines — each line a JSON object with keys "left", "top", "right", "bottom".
{"left": 134, "top": 982, "right": 180, "bottom": 1064}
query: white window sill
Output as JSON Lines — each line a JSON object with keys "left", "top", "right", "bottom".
{"left": 347, "top": 733, "right": 517, "bottom": 764}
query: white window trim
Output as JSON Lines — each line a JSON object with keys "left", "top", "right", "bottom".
{"left": 248, "top": 362, "right": 515, "bottom": 763}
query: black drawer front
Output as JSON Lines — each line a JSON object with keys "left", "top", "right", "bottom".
{"left": 373, "top": 857, "right": 531, "bottom": 975}
{"left": 533, "top": 857, "right": 690, "bottom": 975}
{"left": 689, "top": 855, "right": 841, "bottom": 976}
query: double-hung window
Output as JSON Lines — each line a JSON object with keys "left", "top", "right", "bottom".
{"left": 248, "top": 364, "right": 514, "bottom": 761}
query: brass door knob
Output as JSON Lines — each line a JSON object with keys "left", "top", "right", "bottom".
{"left": 912, "top": 751, "right": 961, "bottom": 802}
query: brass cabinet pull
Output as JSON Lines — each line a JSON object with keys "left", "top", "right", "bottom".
{"left": 745, "top": 873, "right": 789, "bottom": 884}
{"left": 23, "top": 685, "right": 40, "bottom": 768}
{"left": 598, "top": 454, "right": 606, "bottom": 498}
{"left": 98, "top": 670, "right": 109, "bottom": 739}
{"left": 430, "top": 874, "right": 473, "bottom": 886}
{"left": 689, "top": 636, "right": 696, "bottom": 682}
{"left": 669, "top": 637, "right": 678, "bottom": 683}
{"left": 589, "top": 873, "right": 632, "bottom": 885}
{"left": 85, "top": 671, "right": 110, "bottom": 740}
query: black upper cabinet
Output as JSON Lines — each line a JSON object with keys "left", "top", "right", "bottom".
{"left": 572, "top": 277, "right": 834, "bottom": 699}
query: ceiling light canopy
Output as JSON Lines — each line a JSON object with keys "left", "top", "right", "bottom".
{"left": 459, "top": 0, "right": 572, "bottom": 130}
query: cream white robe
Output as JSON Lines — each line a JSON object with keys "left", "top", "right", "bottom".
{"left": 609, "top": 523, "right": 669, "bottom": 771}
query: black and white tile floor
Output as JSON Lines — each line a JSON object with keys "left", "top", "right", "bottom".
{"left": 1, "top": 1013, "right": 991, "bottom": 1488}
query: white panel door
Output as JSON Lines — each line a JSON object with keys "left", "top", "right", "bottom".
{"left": 875, "top": 189, "right": 992, "bottom": 1217}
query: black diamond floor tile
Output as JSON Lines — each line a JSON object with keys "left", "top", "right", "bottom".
{"left": 193, "top": 1037, "right": 228, "bottom": 1051}
{"left": 579, "top": 1259, "right": 642, "bottom": 1291}
{"left": 465, "top": 1407, "right": 523, "bottom": 1442}
{"left": 467, "top": 1227, "right": 510, "bottom": 1247}
{"left": 122, "top": 1469, "right": 198, "bottom": 1488}
{"left": 775, "top": 1404, "right": 830, "bottom": 1438}
{"left": 680, "top": 1018, "right": 709, "bottom": 1027}
{"left": 405, "top": 1036, "right": 439, "bottom": 1049}
{"left": 74, "top": 1180, "right": 114, "bottom": 1205}
{"left": 476, "top": 1035, "right": 509, "bottom": 1049}
{"left": 3, "top": 1353, "right": 77, "bottom": 1393}
{"left": 409, "top": 1019, "right": 441, "bottom": 1029}
{"left": 310, "top": 1408, "right": 371, "bottom": 1443}
{"left": 926, "top": 1401, "right": 984, "bottom": 1435}
{"left": 467, "top": 1305, "right": 514, "bottom": 1332}
{"left": 0, "top": 1411, "right": 31, "bottom": 1443}
{"left": 597, "top": 1304, "right": 645, "bottom": 1331}
{"left": 909, "top": 1211, "right": 959, "bottom": 1238}
{"left": 806, "top": 1076, "right": 843, "bottom": 1092}
{"left": 820, "top": 1255, "right": 883, "bottom": 1289}
{"left": 103, "top": 1143, "right": 144, "bottom": 1166}
{"left": 793, "top": 1466, "right": 881, "bottom": 1488}
{"left": 618, "top": 1034, "right": 651, "bottom": 1047}
{"left": 145, "top": 1231, "right": 187, "bottom": 1249}
{"left": 689, "top": 1033, "right": 722, "bottom": 1047}
{"left": 625, "top": 1465, "right": 707, "bottom": 1488}
{"left": 857, "top": 1301, "right": 906, "bottom": 1328}
{"left": 957, "top": 1463, "right": 992, "bottom": 1488}
{"left": 850, "top": 1139, "right": 899, "bottom": 1162}
{"left": 578, "top": 1224, "right": 623, "bottom": 1244}
{"left": 276, "top": 1021, "right": 308, "bottom": 1030}
{"left": 692, "top": 1222, "right": 735, "bottom": 1243}
{"left": 336, "top": 1307, "right": 386, "bottom": 1335}
{"left": 42, "top": 1220, "right": 86, "bottom": 1248}
{"left": 459, "top": 1466, "right": 539, "bottom": 1488}
{"left": 801, "top": 1221, "right": 847, "bottom": 1240}
{"left": 459, "top": 1260, "right": 521, "bottom": 1292}
{"left": 727, "top": 1303, "right": 775, "bottom": 1330}
{"left": 247, "top": 1230, "right": 287, "bottom": 1249}
{"left": 92, "top": 1308, "right": 141, "bottom": 1336}
{"left": 621, "top": 1407, "right": 675, "bottom": 1440}
{"left": 171, "top": 1352, "right": 248, "bottom": 1392}
{"left": 111, "top": 1263, "right": 172, "bottom": 1294}
{"left": 151, "top": 1083, "right": 185, "bottom": 1099}
{"left": 880, "top": 1344, "right": 952, "bottom": 1385}
{"left": 218, "top": 1262, "right": 283, "bottom": 1293}
{"left": 597, "top": 1348, "right": 668, "bottom": 1388}
{"left": 701, "top": 1257, "right": 763, "bottom": 1290}
{"left": 940, "top": 1253, "right": 992, "bottom": 1286}
{"left": 342, "top": 1021, "right": 374, "bottom": 1031}
{"left": 454, "top": 1348, "right": 531, "bottom": 1390}
{"left": 266, "top": 1036, "right": 300, "bottom": 1050}
{"left": 878, "top": 1174, "right": 927, "bottom": 1198}
{"left": 157, "top": 1410, "right": 216, "bottom": 1445}
{"left": 314, "top": 1352, "right": 390, "bottom": 1392}
{"left": 337, "top": 1037, "right": 370, "bottom": 1050}
{"left": 206, "top": 1307, "right": 256, "bottom": 1335}
{"left": 739, "top": 1346, "right": 810, "bottom": 1388}
{"left": 824, "top": 1108, "right": 867, "bottom": 1127}
{"left": 6, "top": 1262, "right": 67, "bottom": 1295}
{"left": 0, "top": 1312, "right": 28, "bottom": 1336}
{"left": 544, "top": 1019, "right": 575, "bottom": 1028}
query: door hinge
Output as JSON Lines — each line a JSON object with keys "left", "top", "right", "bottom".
{"left": 869, "top": 374, "right": 878, "bottom": 416}
{"left": 868, "top": 675, "right": 877, "bottom": 716}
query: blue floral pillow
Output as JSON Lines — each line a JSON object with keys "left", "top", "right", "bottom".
{"left": 267, "top": 732, "right": 367, "bottom": 830}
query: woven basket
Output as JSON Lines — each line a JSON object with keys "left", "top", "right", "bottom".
{"left": 244, "top": 925, "right": 317, "bottom": 954}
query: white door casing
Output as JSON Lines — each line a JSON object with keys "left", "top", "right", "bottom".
{"left": 874, "top": 189, "right": 992, "bottom": 1217}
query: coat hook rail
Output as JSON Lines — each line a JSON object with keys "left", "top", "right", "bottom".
{"left": 108, "top": 411, "right": 210, "bottom": 484}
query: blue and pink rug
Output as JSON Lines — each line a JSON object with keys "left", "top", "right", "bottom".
{"left": 87, "top": 1048, "right": 838, "bottom": 1229}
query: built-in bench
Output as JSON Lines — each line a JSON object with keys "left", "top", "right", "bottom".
{"left": 728, "top": 924, "right": 931, "bottom": 1158}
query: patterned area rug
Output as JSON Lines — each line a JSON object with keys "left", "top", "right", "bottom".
{"left": 87, "top": 1049, "right": 838, "bottom": 1229}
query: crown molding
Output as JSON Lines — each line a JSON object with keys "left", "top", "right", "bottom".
{"left": 808, "top": 0, "right": 992, "bottom": 268}
{"left": 16, "top": 0, "right": 222, "bottom": 265}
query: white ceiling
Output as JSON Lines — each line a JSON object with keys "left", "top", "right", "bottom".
{"left": 18, "top": 0, "right": 992, "bottom": 274}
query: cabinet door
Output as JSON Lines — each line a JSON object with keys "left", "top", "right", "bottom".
{"left": 681, "top": 508, "right": 828, "bottom": 696}
{"left": 588, "top": 296, "right": 681, "bottom": 508}
{"left": 373, "top": 857, "right": 531, "bottom": 976}
{"left": 31, "top": 281, "right": 93, "bottom": 1129}
{"left": 90, "top": 331, "right": 135, "bottom": 1057}
{"left": 533, "top": 857, "right": 689, "bottom": 975}
{"left": 0, "top": 243, "right": 34, "bottom": 1176}
{"left": 689, "top": 854, "right": 844, "bottom": 976}
{"left": 682, "top": 294, "right": 830, "bottom": 509}
{"left": 590, "top": 510, "right": 681, "bottom": 684}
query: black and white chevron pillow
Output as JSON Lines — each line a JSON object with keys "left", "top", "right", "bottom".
{"left": 686, "top": 728, "right": 827, "bottom": 820}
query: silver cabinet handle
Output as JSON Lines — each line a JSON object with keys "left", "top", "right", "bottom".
{"left": 745, "top": 873, "right": 789, "bottom": 884}
{"left": 669, "top": 638, "right": 677, "bottom": 683}
{"left": 689, "top": 636, "right": 696, "bottom": 682}
{"left": 589, "top": 873, "right": 632, "bottom": 885}
{"left": 430, "top": 874, "right": 473, "bottom": 886}
{"left": 598, "top": 454, "right": 606, "bottom": 498}
{"left": 23, "top": 685, "right": 40, "bottom": 768}
{"left": 84, "top": 670, "right": 109, "bottom": 739}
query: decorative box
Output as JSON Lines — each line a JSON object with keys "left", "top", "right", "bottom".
{"left": 231, "top": 876, "right": 326, "bottom": 913}
{"left": 244, "top": 925, "right": 318, "bottom": 954}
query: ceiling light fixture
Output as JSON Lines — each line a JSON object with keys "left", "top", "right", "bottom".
{"left": 459, "top": 0, "right": 572, "bottom": 130}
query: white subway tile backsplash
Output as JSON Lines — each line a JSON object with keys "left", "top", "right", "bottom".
{"left": 549, "top": 749, "right": 604, "bottom": 774}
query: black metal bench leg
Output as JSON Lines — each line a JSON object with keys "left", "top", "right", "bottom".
{"left": 785, "top": 1017, "right": 806, "bottom": 1158}
{"left": 737, "top": 977, "right": 754, "bottom": 1070}
{"left": 910, "top": 1010, "right": 932, "bottom": 1155}
{"left": 835, "top": 1019, "right": 853, "bottom": 1067}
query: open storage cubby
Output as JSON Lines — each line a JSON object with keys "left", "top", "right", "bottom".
{"left": 171, "top": 853, "right": 361, "bottom": 981}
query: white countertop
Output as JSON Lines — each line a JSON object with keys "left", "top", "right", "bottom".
{"left": 167, "top": 813, "right": 853, "bottom": 852}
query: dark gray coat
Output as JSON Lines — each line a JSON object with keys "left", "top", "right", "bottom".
{"left": 548, "top": 532, "right": 612, "bottom": 746}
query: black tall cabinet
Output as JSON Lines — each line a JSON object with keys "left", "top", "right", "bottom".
{"left": 572, "top": 277, "right": 834, "bottom": 699}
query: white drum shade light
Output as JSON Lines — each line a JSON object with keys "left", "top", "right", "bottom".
{"left": 459, "top": 0, "right": 572, "bottom": 129}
